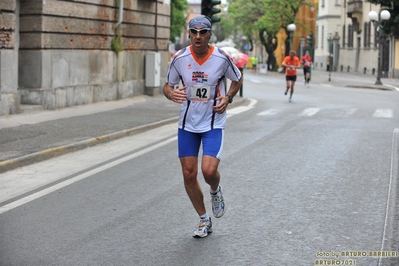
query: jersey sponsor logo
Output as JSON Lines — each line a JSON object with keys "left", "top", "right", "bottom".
{"left": 192, "top": 71, "right": 208, "bottom": 83}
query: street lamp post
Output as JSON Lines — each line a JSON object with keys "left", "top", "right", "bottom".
{"left": 287, "top": 23, "right": 296, "bottom": 53}
{"left": 368, "top": 9, "right": 391, "bottom": 85}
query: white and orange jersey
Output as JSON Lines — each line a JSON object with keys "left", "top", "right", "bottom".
{"left": 166, "top": 45, "right": 242, "bottom": 133}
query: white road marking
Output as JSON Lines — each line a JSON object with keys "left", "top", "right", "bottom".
{"left": 227, "top": 98, "right": 257, "bottom": 117}
{"left": 300, "top": 108, "right": 320, "bottom": 117}
{"left": 333, "top": 108, "right": 357, "bottom": 117}
{"left": 384, "top": 84, "right": 399, "bottom": 91}
{"left": 373, "top": 109, "right": 393, "bottom": 118}
{"left": 249, "top": 79, "right": 262, "bottom": 83}
{"left": 257, "top": 109, "right": 280, "bottom": 116}
{"left": 227, "top": 106, "right": 252, "bottom": 115}
{"left": 0, "top": 137, "right": 177, "bottom": 214}
{"left": 378, "top": 128, "right": 399, "bottom": 266}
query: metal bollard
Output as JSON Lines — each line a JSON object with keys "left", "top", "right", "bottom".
{"left": 239, "top": 68, "right": 243, "bottom": 97}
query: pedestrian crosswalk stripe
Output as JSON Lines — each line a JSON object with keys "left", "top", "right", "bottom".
{"left": 333, "top": 108, "right": 357, "bottom": 117}
{"left": 249, "top": 78, "right": 262, "bottom": 83}
{"left": 255, "top": 107, "right": 393, "bottom": 118}
{"left": 257, "top": 109, "right": 280, "bottom": 116}
{"left": 373, "top": 109, "right": 393, "bottom": 118}
{"left": 300, "top": 108, "right": 320, "bottom": 116}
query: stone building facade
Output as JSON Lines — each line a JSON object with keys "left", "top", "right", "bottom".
{"left": 0, "top": 0, "right": 171, "bottom": 116}
{"left": 313, "top": 0, "right": 398, "bottom": 78}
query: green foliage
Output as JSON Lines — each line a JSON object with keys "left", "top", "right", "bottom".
{"left": 366, "top": 0, "right": 399, "bottom": 37}
{"left": 170, "top": 0, "right": 189, "bottom": 42}
{"left": 228, "top": 0, "right": 304, "bottom": 68}
{"left": 212, "top": 11, "right": 235, "bottom": 42}
{"left": 228, "top": 0, "right": 302, "bottom": 37}
{"left": 111, "top": 35, "right": 123, "bottom": 52}
{"left": 228, "top": 0, "right": 263, "bottom": 40}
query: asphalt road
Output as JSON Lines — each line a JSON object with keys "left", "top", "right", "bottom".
{"left": 1, "top": 71, "right": 398, "bottom": 265}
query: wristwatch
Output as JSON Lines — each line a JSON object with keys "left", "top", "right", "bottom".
{"left": 226, "top": 94, "right": 233, "bottom": 104}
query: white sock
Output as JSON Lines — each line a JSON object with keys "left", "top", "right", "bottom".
{"left": 210, "top": 185, "right": 220, "bottom": 194}
{"left": 200, "top": 213, "right": 209, "bottom": 220}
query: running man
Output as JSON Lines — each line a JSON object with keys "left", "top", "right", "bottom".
{"left": 282, "top": 51, "right": 301, "bottom": 102}
{"left": 163, "top": 15, "right": 243, "bottom": 238}
{"left": 301, "top": 50, "right": 312, "bottom": 87}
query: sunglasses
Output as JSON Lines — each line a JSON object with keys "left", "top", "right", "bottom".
{"left": 189, "top": 28, "right": 211, "bottom": 35}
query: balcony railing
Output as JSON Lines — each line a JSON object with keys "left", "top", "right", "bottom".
{"left": 347, "top": 0, "right": 363, "bottom": 14}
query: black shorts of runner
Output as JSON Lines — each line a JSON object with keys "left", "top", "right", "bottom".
{"left": 286, "top": 75, "right": 297, "bottom": 81}
{"left": 303, "top": 67, "right": 311, "bottom": 75}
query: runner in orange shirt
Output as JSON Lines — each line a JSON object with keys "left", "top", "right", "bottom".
{"left": 282, "top": 51, "right": 301, "bottom": 102}
{"left": 301, "top": 50, "right": 312, "bottom": 87}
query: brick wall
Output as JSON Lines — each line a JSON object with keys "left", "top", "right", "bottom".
{"left": 19, "top": 0, "right": 170, "bottom": 51}
{"left": 0, "top": 0, "right": 17, "bottom": 49}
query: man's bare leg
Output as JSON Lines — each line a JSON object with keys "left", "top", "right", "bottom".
{"left": 180, "top": 156, "right": 206, "bottom": 216}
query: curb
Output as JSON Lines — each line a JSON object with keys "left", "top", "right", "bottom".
{"left": 0, "top": 116, "right": 179, "bottom": 174}
{"left": 345, "top": 85, "right": 395, "bottom": 91}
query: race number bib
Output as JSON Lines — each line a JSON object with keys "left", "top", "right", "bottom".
{"left": 190, "top": 85, "right": 211, "bottom": 102}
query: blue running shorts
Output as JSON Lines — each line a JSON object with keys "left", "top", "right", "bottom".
{"left": 178, "top": 128, "right": 224, "bottom": 159}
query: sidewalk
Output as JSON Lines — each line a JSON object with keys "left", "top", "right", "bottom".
{"left": 0, "top": 95, "right": 246, "bottom": 173}
{"left": 309, "top": 68, "right": 399, "bottom": 91}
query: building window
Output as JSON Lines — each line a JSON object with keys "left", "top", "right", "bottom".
{"left": 322, "top": 25, "right": 324, "bottom": 49}
{"left": 342, "top": 25, "right": 346, "bottom": 48}
{"left": 363, "top": 22, "right": 371, "bottom": 48}
{"left": 322, "top": 0, "right": 325, "bottom": 7}
{"left": 348, "top": 24, "right": 353, "bottom": 48}
{"left": 315, "top": 26, "right": 318, "bottom": 48}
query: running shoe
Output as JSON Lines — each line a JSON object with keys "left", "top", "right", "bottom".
{"left": 211, "top": 186, "right": 225, "bottom": 218}
{"left": 193, "top": 217, "right": 212, "bottom": 238}
{"left": 284, "top": 89, "right": 288, "bottom": 95}
{"left": 289, "top": 97, "right": 292, "bottom": 102}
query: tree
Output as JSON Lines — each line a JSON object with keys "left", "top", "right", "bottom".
{"left": 263, "top": 0, "right": 304, "bottom": 57}
{"left": 228, "top": 0, "right": 264, "bottom": 50}
{"left": 228, "top": 0, "right": 304, "bottom": 71}
{"left": 366, "top": 0, "right": 399, "bottom": 37}
{"left": 170, "top": 0, "right": 189, "bottom": 42}
{"left": 212, "top": 12, "right": 235, "bottom": 42}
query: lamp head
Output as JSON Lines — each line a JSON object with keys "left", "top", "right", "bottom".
{"left": 287, "top": 24, "right": 296, "bottom": 32}
{"left": 368, "top": 10, "right": 378, "bottom": 21}
{"left": 381, "top": 10, "right": 391, "bottom": 21}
